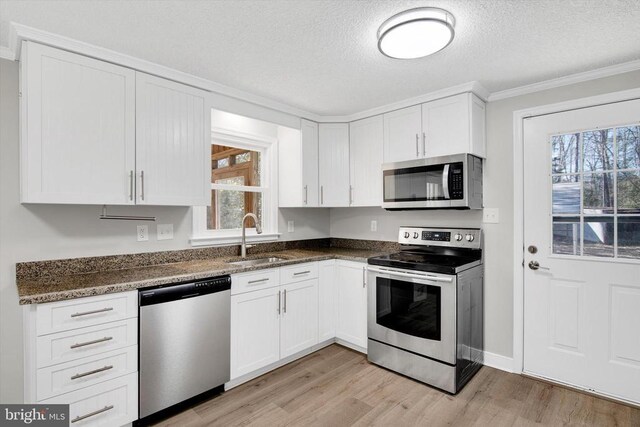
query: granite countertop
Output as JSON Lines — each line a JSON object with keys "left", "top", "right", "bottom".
{"left": 17, "top": 247, "right": 389, "bottom": 305}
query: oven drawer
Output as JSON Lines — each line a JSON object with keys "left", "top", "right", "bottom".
{"left": 231, "top": 269, "right": 280, "bottom": 295}
{"left": 37, "top": 318, "right": 137, "bottom": 369}
{"left": 36, "top": 346, "right": 137, "bottom": 401}
{"left": 36, "top": 292, "right": 137, "bottom": 336}
{"left": 280, "top": 262, "right": 318, "bottom": 284}
{"left": 40, "top": 372, "right": 138, "bottom": 427}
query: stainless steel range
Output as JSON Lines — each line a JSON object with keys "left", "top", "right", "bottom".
{"left": 367, "top": 226, "right": 483, "bottom": 394}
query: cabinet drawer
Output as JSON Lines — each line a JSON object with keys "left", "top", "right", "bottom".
{"left": 37, "top": 319, "right": 137, "bottom": 369}
{"left": 231, "top": 269, "right": 280, "bottom": 295}
{"left": 37, "top": 346, "right": 137, "bottom": 401}
{"left": 280, "top": 262, "right": 318, "bottom": 284}
{"left": 41, "top": 372, "right": 138, "bottom": 427}
{"left": 36, "top": 291, "right": 137, "bottom": 336}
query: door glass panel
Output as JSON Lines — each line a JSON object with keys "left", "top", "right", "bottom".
{"left": 583, "top": 129, "right": 614, "bottom": 172}
{"left": 618, "top": 217, "right": 640, "bottom": 259}
{"left": 552, "top": 175, "right": 580, "bottom": 214}
{"left": 583, "top": 217, "right": 614, "bottom": 257}
{"left": 553, "top": 217, "right": 580, "bottom": 255}
{"left": 376, "top": 277, "right": 441, "bottom": 341}
{"left": 618, "top": 171, "right": 640, "bottom": 214}
{"left": 552, "top": 133, "right": 580, "bottom": 174}
{"left": 617, "top": 126, "right": 640, "bottom": 170}
{"left": 583, "top": 173, "right": 614, "bottom": 214}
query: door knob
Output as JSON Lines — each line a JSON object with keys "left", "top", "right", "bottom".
{"left": 528, "top": 260, "right": 550, "bottom": 271}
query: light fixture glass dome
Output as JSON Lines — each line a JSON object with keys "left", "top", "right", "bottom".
{"left": 377, "top": 7, "right": 455, "bottom": 59}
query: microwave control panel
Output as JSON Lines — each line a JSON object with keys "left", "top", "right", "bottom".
{"left": 449, "top": 163, "right": 464, "bottom": 200}
{"left": 398, "top": 227, "right": 481, "bottom": 249}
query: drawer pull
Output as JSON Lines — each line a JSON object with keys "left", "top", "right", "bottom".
{"left": 71, "top": 405, "right": 114, "bottom": 423}
{"left": 70, "top": 336, "right": 113, "bottom": 349}
{"left": 248, "top": 278, "right": 269, "bottom": 284}
{"left": 71, "top": 365, "right": 113, "bottom": 380}
{"left": 70, "top": 307, "right": 114, "bottom": 318}
{"left": 293, "top": 270, "right": 311, "bottom": 276}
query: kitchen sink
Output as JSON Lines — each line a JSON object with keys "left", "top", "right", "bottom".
{"left": 227, "top": 257, "right": 287, "bottom": 267}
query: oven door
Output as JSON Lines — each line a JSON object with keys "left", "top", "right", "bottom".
{"left": 367, "top": 266, "right": 456, "bottom": 365}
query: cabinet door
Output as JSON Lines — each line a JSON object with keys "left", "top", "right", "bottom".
{"left": 318, "top": 260, "right": 336, "bottom": 342}
{"left": 335, "top": 261, "right": 367, "bottom": 350}
{"left": 230, "top": 287, "right": 280, "bottom": 379}
{"left": 383, "top": 105, "right": 422, "bottom": 163}
{"left": 301, "top": 119, "right": 320, "bottom": 207}
{"left": 349, "top": 115, "right": 384, "bottom": 206}
{"left": 278, "top": 125, "right": 303, "bottom": 207}
{"left": 21, "top": 42, "right": 135, "bottom": 204}
{"left": 280, "top": 279, "right": 319, "bottom": 359}
{"left": 319, "top": 123, "right": 350, "bottom": 207}
{"left": 422, "top": 93, "right": 473, "bottom": 158}
{"left": 135, "top": 72, "right": 210, "bottom": 206}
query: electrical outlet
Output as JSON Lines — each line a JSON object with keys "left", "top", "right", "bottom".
{"left": 157, "top": 224, "right": 174, "bottom": 240}
{"left": 137, "top": 225, "right": 149, "bottom": 242}
{"left": 371, "top": 220, "right": 377, "bottom": 232}
{"left": 483, "top": 208, "right": 500, "bottom": 224}
{"left": 287, "top": 221, "right": 295, "bottom": 232}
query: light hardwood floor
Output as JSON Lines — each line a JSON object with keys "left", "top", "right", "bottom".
{"left": 153, "top": 344, "right": 640, "bottom": 427}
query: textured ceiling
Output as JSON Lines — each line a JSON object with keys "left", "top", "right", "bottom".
{"left": 1, "top": 0, "right": 639, "bottom": 115}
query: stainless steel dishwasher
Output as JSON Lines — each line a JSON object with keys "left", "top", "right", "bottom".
{"left": 138, "top": 275, "right": 231, "bottom": 422}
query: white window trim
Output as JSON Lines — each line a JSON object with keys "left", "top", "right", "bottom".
{"left": 191, "top": 127, "right": 280, "bottom": 246}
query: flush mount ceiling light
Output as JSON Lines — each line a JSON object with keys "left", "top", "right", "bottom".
{"left": 377, "top": 7, "right": 456, "bottom": 59}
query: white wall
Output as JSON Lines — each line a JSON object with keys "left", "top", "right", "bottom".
{"left": 329, "top": 69, "right": 640, "bottom": 361}
{"left": 0, "top": 59, "right": 328, "bottom": 403}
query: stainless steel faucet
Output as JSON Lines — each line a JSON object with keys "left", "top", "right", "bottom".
{"left": 241, "top": 213, "right": 262, "bottom": 258}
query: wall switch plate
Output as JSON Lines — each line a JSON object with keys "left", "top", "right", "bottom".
{"left": 157, "top": 224, "right": 174, "bottom": 240}
{"left": 371, "top": 220, "right": 377, "bottom": 232}
{"left": 137, "top": 225, "right": 149, "bottom": 241}
{"left": 483, "top": 208, "right": 500, "bottom": 224}
{"left": 287, "top": 221, "right": 295, "bottom": 232}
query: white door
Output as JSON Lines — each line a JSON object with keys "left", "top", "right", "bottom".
{"left": 318, "top": 260, "right": 336, "bottom": 342}
{"left": 523, "top": 98, "right": 640, "bottom": 404}
{"left": 230, "top": 287, "right": 281, "bottom": 379}
{"left": 335, "top": 261, "right": 368, "bottom": 350}
{"left": 135, "top": 72, "right": 210, "bottom": 206}
{"left": 21, "top": 41, "right": 136, "bottom": 204}
{"left": 280, "top": 280, "right": 318, "bottom": 358}
{"left": 383, "top": 105, "right": 422, "bottom": 162}
{"left": 318, "top": 123, "right": 350, "bottom": 206}
{"left": 301, "top": 119, "right": 320, "bottom": 207}
{"left": 350, "top": 115, "right": 384, "bottom": 206}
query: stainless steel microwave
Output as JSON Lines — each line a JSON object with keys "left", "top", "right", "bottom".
{"left": 382, "top": 153, "right": 483, "bottom": 210}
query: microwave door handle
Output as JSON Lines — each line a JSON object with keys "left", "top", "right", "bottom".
{"left": 442, "top": 164, "right": 450, "bottom": 199}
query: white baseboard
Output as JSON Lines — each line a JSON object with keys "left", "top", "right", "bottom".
{"left": 335, "top": 338, "right": 367, "bottom": 354}
{"left": 483, "top": 351, "right": 515, "bottom": 373}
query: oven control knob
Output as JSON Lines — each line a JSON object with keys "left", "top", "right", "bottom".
{"left": 454, "top": 233, "right": 463, "bottom": 242}
{"left": 465, "top": 234, "right": 475, "bottom": 242}
{"left": 413, "top": 232, "right": 419, "bottom": 239}
{"left": 404, "top": 232, "right": 410, "bottom": 238}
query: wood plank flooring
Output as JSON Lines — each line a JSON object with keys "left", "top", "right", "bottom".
{"left": 153, "top": 344, "right": 640, "bottom": 427}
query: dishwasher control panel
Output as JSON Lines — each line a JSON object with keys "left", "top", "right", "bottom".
{"left": 139, "top": 275, "right": 231, "bottom": 306}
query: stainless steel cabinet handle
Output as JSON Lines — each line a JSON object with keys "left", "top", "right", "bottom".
{"left": 415, "top": 134, "right": 419, "bottom": 157}
{"left": 277, "top": 290, "right": 281, "bottom": 314}
{"left": 528, "top": 261, "right": 550, "bottom": 271}
{"left": 70, "top": 336, "right": 113, "bottom": 349}
{"left": 304, "top": 185, "right": 308, "bottom": 205}
{"left": 293, "top": 270, "right": 311, "bottom": 276}
{"left": 70, "top": 365, "right": 113, "bottom": 380}
{"left": 349, "top": 185, "right": 354, "bottom": 205}
{"left": 248, "top": 278, "right": 269, "bottom": 284}
{"left": 71, "top": 405, "right": 114, "bottom": 423}
{"left": 140, "top": 170, "right": 145, "bottom": 201}
{"left": 320, "top": 186, "right": 324, "bottom": 205}
{"left": 283, "top": 289, "right": 287, "bottom": 313}
{"left": 362, "top": 266, "right": 366, "bottom": 288}
{"left": 70, "top": 307, "right": 113, "bottom": 318}
{"left": 422, "top": 132, "right": 426, "bottom": 157}
{"left": 129, "top": 170, "right": 134, "bottom": 201}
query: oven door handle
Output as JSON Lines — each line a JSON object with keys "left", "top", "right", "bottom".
{"left": 367, "top": 266, "right": 453, "bottom": 282}
{"left": 442, "top": 164, "right": 450, "bottom": 199}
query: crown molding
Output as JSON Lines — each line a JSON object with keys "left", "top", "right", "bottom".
{"left": 488, "top": 59, "right": 640, "bottom": 102}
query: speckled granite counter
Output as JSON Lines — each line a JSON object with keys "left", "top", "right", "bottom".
{"left": 16, "top": 240, "right": 397, "bottom": 305}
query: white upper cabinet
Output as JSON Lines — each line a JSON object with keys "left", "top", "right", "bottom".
{"left": 20, "top": 42, "right": 136, "bottom": 204}
{"left": 318, "top": 123, "right": 350, "bottom": 207}
{"left": 349, "top": 115, "right": 383, "bottom": 206}
{"left": 301, "top": 119, "right": 320, "bottom": 207}
{"left": 278, "top": 119, "right": 319, "bottom": 207}
{"left": 135, "top": 72, "right": 210, "bottom": 206}
{"left": 383, "top": 105, "right": 422, "bottom": 163}
{"left": 422, "top": 93, "right": 486, "bottom": 159}
{"left": 20, "top": 42, "right": 210, "bottom": 206}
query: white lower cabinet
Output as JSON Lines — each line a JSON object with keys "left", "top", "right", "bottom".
{"left": 335, "top": 260, "right": 368, "bottom": 350}
{"left": 318, "top": 260, "right": 336, "bottom": 342}
{"left": 280, "top": 279, "right": 318, "bottom": 358}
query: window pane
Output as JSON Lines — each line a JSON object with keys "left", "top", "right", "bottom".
{"left": 618, "top": 217, "right": 640, "bottom": 259}
{"left": 617, "top": 126, "right": 640, "bottom": 170}
{"left": 583, "top": 173, "right": 614, "bottom": 214}
{"left": 553, "top": 217, "right": 580, "bottom": 255}
{"left": 207, "top": 190, "right": 262, "bottom": 230}
{"left": 552, "top": 133, "right": 580, "bottom": 174}
{"left": 212, "top": 144, "right": 261, "bottom": 186}
{"left": 583, "top": 216, "right": 614, "bottom": 257}
{"left": 217, "top": 158, "right": 229, "bottom": 168}
{"left": 216, "top": 176, "right": 244, "bottom": 186}
{"left": 618, "top": 171, "right": 640, "bottom": 214}
{"left": 552, "top": 175, "right": 580, "bottom": 214}
{"left": 583, "top": 129, "right": 613, "bottom": 172}
{"left": 235, "top": 152, "right": 250, "bottom": 163}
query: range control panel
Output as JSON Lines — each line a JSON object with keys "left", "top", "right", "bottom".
{"left": 398, "top": 227, "right": 481, "bottom": 249}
